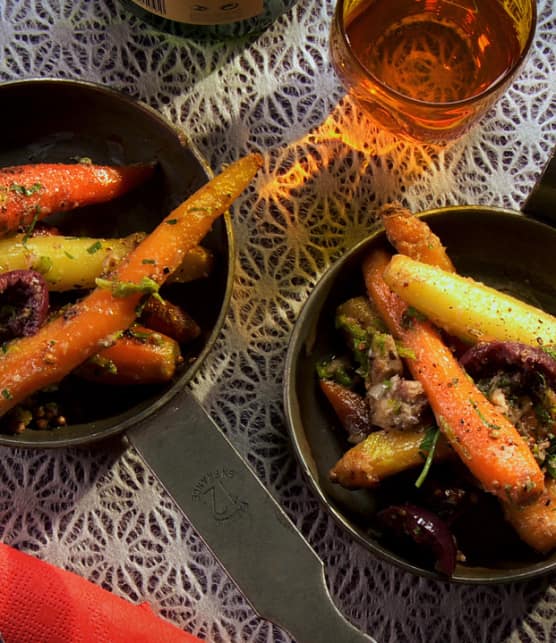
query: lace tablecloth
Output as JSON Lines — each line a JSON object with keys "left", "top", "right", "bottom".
{"left": 1, "top": 1, "right": 555, "bottom": 641}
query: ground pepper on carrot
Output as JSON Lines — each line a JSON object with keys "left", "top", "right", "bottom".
{"left": 0, "top": 162, "right": 155, "bottom": 237}
{"left": 363, "top": 247, "right": 545, "bottom": 507}
{"left": 379, "top": 204, "right": 556, "bottom": 552}
{"left": 0, "top": 153, "right": 263, "bottom": 417}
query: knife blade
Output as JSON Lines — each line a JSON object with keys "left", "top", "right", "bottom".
{"left": 127, "top": 389, "right": 375, "bottom": 643}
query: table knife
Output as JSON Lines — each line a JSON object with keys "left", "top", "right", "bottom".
{"left": 127, "top": 388, "right": 375, "bottom": 643}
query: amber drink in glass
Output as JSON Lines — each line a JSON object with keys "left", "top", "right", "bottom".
{"left": 330, "top": 0, "right": 536, "bottom": 144}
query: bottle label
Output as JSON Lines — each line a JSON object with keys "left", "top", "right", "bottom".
{"left": 129, "top": 0, "right": 264, "bottom": 24}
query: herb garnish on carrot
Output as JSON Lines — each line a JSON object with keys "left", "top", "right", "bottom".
{"left": 0, "top": 162, "right": 155, "bottom": 237}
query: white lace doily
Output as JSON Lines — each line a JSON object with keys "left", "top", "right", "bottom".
{"left": 0, "top": 1, "right": 555, "bottom": 641}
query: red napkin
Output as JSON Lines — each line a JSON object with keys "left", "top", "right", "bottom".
{"left": 0, "top": 542, "right": 203, "bottom": 642}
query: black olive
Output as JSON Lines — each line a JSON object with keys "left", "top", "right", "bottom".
{"left": 378, "top": 503, "right": 457, "bottom": 575}
{"left": 460, "top": 340, "right": 556, "bottom": 386}
{"left": 0, "top": 269, "right": 49, "bottom": 342}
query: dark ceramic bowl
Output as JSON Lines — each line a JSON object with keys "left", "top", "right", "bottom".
{"left": 0, "top": 78, "right": 233, "bottom": 448}
{"left": 284, "top": 205, "right": 556, "bottom": 583}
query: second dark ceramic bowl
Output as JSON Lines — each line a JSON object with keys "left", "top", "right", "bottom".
{"left": 284, "top": 205, "right": 556, "bottom": 583}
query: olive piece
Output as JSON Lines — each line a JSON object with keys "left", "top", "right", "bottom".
{"left": 378, "top": 503, "right": 457, "bottom": 576}
{"left": 460, "top": 340, "right": 556, "bottom": 386}
{"left": 0, "top": 269, "right": 49, "bottom": 342}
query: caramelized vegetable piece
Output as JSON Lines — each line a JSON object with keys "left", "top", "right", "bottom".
{"left": 0, "top": 162, "right": 155, "bottom": 237}
{"left": 77, "top": 325, "right": 182, "bottom": 386}
{"left": 0, "top": 270, "right": 49, "bottom": 341}
{"left": 378, "top": 503, "right": 457, "bottom": 575}
{"left": 363, "top": 249, "right": 545, "bottom": 506}
{"left": 330, "top": 427, "right": 453, "bottom": 488}
{"left": 383, "top": 254, "right": 556, "bottom": 347}
{"left": 319, "top": 379, "right": 370, "bottom": 442}
{"left": 379, "top": 202, "right": 455, "bottom": 272}
{"left": 0, "top": 153, "right": 263, "bottom": 417}
{"left": 140, "top": 297, "right": 201, "bottom": 344}
{"left": 167, "top": 245, "right": 214, "bottom": 283}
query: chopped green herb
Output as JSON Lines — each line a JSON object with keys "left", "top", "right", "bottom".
{"left": 1, "top": 388, "right": 12, "bottom": 400}
{"left": 401, "top": 306, "right": 428, "bottom": 329}
{"left": 470, "top": 399, "right": 501, "bottom": 432}
{"left": 316, "top": 356, "right": 355, "bottom": 388}
{"left": 396, "top": 343, "right": 416, "bottom": 360}
{"left": 415, "top": 426, "right": 440, "bottom": 488}
{"left": 87, "top": 241, "right": 102, "bottom": 254}
{"left": 22, "top": 206, "right": 42, "bottom": 243}
{"left": 542, "top": 345, "right": 556, "bottom": 361}
{"left": 32, "top": 255, "right": 53, "bottom": 275}
{"left": 142, "top": 258, "right": 156, "bottom": 265}
{"left": 9, "top": 182, "right": 43, "bottom": 196}
{"left": 95, "top": 276, "right": 162, "bottom": 301}
{"left": 165, "top": 219, "right": 178, "bottom": 225}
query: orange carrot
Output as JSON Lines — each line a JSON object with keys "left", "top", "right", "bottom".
{"left": 379, "top": 202, "right": 455, "bottom": 272}
{"left": 76, "top": 324, "right": 182, "bottom": 386}
{"left": 362, "top": 249, "right": 544, "bottom": 506}
{"left": 0, "top": 153, "right": 263, "bottom": 415}
{"left": 503, "top": 477, "right": 556, "bottom": 553}
{"left": 0, "top": 162, "right": 155, "bottom": 236}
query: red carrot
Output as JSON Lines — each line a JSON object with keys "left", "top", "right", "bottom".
{"left": 0, "top": 162, "right": 155, "bottom": 236}
{"left": 363, "top": 249, "right": 545, "bottom": 506}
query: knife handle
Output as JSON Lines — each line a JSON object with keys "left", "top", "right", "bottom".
{"left": 127, "top": 390, "right": 374, "bottom": 643}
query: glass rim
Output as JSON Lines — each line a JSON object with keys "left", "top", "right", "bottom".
{"left": 332, "top": 0, "right": 538, "bottom": 110}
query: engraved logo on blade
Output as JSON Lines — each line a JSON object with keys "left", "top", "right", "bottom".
{"left": 192, "top": 468, "right": 248, "bottom": 521}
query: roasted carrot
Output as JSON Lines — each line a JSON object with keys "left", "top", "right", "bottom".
{"left": 379, "top": 202, "right": 455, "bottom": 272}
{"left": 0, "top": 233, "right": 214, "bottom": 291}
{"left": 383, "top": 254, "right": 556, "bottom": 347}
{"left": 0, "top": 162, "right": 155, "bottom": 236}
{"left": 319, "top": 379, "right": 370, "bottom": 440}
{"left": 76, "top": 324, "right": 182, "bottom": 386}
{"left": 363, "top": 249, "right": 545, "bottom": 506}
{"left": 330, "top": 426, "right": 453, "bottom": 488}
{"left": 0, "top": 153, "right": 263, "bottom": 415}
{"left": 503, "top": 477, "right": 556, "bottom": 553}
{"left": 140, "top": 297, "right": 201, "bottom": 344}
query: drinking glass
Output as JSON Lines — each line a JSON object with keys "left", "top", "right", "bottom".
{"left": 330, "top": 0, "right": 536, "bottom": 144}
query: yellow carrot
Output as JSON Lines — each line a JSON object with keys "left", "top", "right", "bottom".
{"left": 363, "top": 249, "right": 545, "bottom": 506}
{"left": 383, "top": 254, "right": 556, "bottom": 347}
{"left": 0, "top": 153, "right": 263, "bottom": 415}
{"left": 330, "top": 427, "right": 453, "bottom": 488}
{"left": 0, "top": 233, "right": 214, "bottom": 291}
